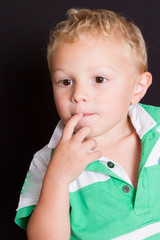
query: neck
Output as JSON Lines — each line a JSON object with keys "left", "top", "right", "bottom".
{"left": 94, "top": 116, "right": 136, "bottom": 148}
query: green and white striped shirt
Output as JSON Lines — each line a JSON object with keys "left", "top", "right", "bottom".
{"left": 15, "top": 104, "right": 160, "bottom": 239}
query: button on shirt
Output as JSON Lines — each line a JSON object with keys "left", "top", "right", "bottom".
{"left": 122, "top": 185, "right": 131, "bottom": 193}
{"left": 107, "top": 161, "right": 115, "bottom": 168}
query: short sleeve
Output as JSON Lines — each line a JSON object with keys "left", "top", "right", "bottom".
{"left": 15, "top": 205, "right": 35, "bottom": 230}
{"left": 15, "top": 145, "right": 53, "bottom": 230}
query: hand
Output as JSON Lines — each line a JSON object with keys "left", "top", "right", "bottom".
{"left": 47, "top": 114, "right": 102, "bottom": 185}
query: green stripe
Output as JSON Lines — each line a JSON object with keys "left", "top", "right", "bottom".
{"left": 145, "top": 232, "right": 160, "bottom": 240}
{"left": 50, "top": 148, "right": 54, "bottom": 158}
{"left": 14, "top": 205, "right": 35, "bottom": 230}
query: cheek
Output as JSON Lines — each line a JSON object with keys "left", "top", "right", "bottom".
{"left": 54, "top": 95, "right": 68, "bottom": 117}
{"left": 97, "top": 89, "right": 131, "bottom": 115}
{"left": 55, "top": 98, "right": 65, "bottom": 110}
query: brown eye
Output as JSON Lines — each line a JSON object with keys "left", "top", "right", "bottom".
{"left": 94, "top": 76, "right": 107, "bottom": 84}
{"left": 61, "top": 79, "right": 72, "bottom": 86}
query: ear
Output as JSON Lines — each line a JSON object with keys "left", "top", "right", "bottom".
{"left": 131, "top": 72, "right": 152, "bottom": 104}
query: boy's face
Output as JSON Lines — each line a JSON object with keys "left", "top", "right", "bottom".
{"left": 50, "top": 35, "right": 140, "bottom": 139}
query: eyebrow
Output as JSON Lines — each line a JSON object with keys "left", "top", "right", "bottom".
{"left": 52, "top": 68, "right": 66, "bottom": 73}
{"left": 52, "top": 65, "right": 117, "bottom": 74}
{"left": 87, "top": 65, "right": 118, "bottom": 73}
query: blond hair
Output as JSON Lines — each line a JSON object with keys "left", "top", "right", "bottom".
{"left": 47, "top": 8, "right": 148, "bottom": 73}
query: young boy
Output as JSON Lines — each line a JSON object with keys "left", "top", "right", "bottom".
{"left": 15, "top": 8, "right": 160, "bottom": 239}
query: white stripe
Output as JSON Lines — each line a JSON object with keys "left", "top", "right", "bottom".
{"left": 17, "top": 145, "right": 50, "bottom": 209}
{"left": 113, "top": 222, "right": 160, "bottom": 240}
{"left": 17, "top": 194, "right": 39, "bottom": 210}
{"left": 128, "top": 104, "right": 156, "bottom": 139}
{"left": 145, "top": 138, "right": 160, "bottom": 167}
{"left": 156, "top": 126, "right": 160, "bottom": 133}
{"left": 69, "top": 170, "right": 110, "bottom": 192}
{"left": 48, "top": 120, "right": 64, "bottom": 148}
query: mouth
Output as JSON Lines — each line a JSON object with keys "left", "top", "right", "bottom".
{"left": 72, "top": 112, "right": 94, "bottom": 117}
{"left": 82, "top": 113, "right": 94, "bottom": 117}
{"left": 72, "top": 113, "right": 95, "bottom": 118}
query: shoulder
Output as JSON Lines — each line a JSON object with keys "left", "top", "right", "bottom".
{"left": 27, "top": 145, "right": 53, "bottom": 175}
{"left": 33, "top": 144, "right": 52, "bottom": 165}
{"left": 16, "top": 145, "right": 53, "bottom": 210}
{"left": 139, "top": 103, "right": 160, "bottom": 123}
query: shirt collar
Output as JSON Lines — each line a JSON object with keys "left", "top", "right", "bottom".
{"left": 128, "top": 104, "right": 156, "bottom": 139}
{"left": 48, "top": 104, "right": 157, "bottom": 148}
{"left": 48, "top": 120, "right": 64, "bottom": 148}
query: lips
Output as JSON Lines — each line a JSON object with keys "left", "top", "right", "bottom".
{"left": 82, "top": 113, "right": 94, "bottom": 117}
{"left": 72, "top": 112, "right": 94, "bottom": 117}
{"left": 72, "top": 112, "right": 95, "bottom": 118}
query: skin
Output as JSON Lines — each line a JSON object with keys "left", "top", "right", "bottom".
{"left": 51, "top": 36, "right": 151, "bottom": 144}
{"left": 27, "top": 35, "right": 152, "bottom": 240}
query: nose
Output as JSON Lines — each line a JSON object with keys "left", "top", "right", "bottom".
{"left": 71, "top": 84, "right": 88, "bottom": 103}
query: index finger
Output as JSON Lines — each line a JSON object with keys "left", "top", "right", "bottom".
{"left": 62, "top": 113, "right": 83, "bottom": 140}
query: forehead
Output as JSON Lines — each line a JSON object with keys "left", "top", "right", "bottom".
{"left": 50, "top": 34, "right": 135, "bottom": 75}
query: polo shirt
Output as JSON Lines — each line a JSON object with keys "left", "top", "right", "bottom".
{"left": 15, "top": 103, "right": 160, "bottom": 239}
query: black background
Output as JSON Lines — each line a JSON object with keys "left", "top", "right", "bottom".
{"left": 1, "top": 0, "right": 160, "bottom": 239}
